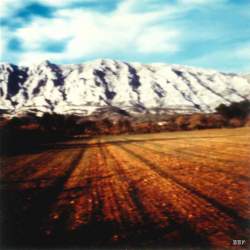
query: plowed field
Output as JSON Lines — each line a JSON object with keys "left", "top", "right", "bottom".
{"left": 1, "top": 127, "right": 250, "bottom": 249}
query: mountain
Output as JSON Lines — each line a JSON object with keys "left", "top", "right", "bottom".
{"left": 0, "top": 59, "right": 250, "bottom": 117}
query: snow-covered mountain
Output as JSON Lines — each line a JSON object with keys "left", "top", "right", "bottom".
{"left": 0, "top": 59, "right": 249, "bottom": 117}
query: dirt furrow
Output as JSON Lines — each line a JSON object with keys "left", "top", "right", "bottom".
{"left": 107, "top": 143, "right": 248, "bottom": 248}
{"left": 1, "top": 149, "right": 83, "bottom": 191}
{"left": 120, "top": 143, "right": 250, "bottom": 221}
{"left": 0, "top": 150, "right": 56, "bottom": 180}
{"left": 131, "top": 141, "right": 250, "bottom": 181}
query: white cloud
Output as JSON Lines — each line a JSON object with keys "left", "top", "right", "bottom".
{"left": 15, "top": 0, "right": 182, "bottom": 65}
{"left": 185, "top": 43, "right": 250, "bottom": 73}
{"left": 177, "top": 0, "right": 227, "bottom": 5}
{"left": 136, "top": 27, "right": 180, "bottom": 53}
{"left": 235, "top": 43, "right": 250, "bottom": 60}
{"left": 0, "top": 0, "right": 87, "bottom": 10}
{"left": 16, "top": 17, "right": 71, "bottom": 50}
{"left": 0, "top": 0, "right": 98, "bottom": 18}
{"left": 18, "top": 51, "right": 64, "bottom": 65}
{"left": 0, "top": 36, "right": 6, "bottom": 57}
{"left": 0, "top": 26, "right": 11, "bottom": 57}
{"left": 3, "top": 0, "right": 242, "bottom": 71}
{"left": 0, "top": 0, "right": 24, "bottom": 18}
{"left": 117, "top": 0, "right": 164, "bottom": 13}
{"left": 37, "top": 0, "right": 94, "bottom": 7}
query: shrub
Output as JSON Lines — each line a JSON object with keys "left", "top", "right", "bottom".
{"left": 174, "top": 115, "right": 188, "bottom": 130}
{"left": 216, "top": 100, "right": 250, "bottom": 119}
{"left": 244, "top": 115, "right": 250, "bottom": 127}
{"left": 228, "top": 118, "right": 243, "bottom": 128}
{"left": 187, "top": 114, "right": 206, "bottom": 130}
{"left": 206, "top": 114, "right": 226, "bottom": 128}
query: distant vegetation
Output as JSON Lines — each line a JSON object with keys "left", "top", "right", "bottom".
{"left": 216, "top": 100, "right": 250, "bottom": 119}
{"left": 0, "top": 100, "right": 249, "bottom": 155}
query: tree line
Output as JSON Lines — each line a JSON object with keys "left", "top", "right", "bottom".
{"left": 0, "top": 100, "right": 249, "bottom": 155}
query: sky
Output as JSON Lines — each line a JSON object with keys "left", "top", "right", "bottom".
{"left": 0, "top": 0, "right": 249, "bottom": 72}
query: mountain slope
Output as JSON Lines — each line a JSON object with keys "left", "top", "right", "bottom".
{"left": 0, "top": 59, "right": 249, "bottom": 116}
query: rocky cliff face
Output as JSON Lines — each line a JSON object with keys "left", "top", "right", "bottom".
{"left": 0, "top": 59, "right": 249, "bottom": 116}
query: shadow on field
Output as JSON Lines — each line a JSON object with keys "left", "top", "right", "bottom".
{"left": 0, "top": 142, "right": 209, "bottom": 249}
{"left": 0, "top": 182, "right": 209, "bottom": 249}
{"left": 0, "top": 126, "right": 242, "bottom": 156}
{"left": 1, "top": 130, "right": 248, "bottom": 249}
{"left": 25, "top": 133, "right": 243, "bottom": 152}
{"left": 0, "top": 149, "right": 85, "bottom": 248}
{"left": 0, "top": 129, "right": 92, "bottom": 156}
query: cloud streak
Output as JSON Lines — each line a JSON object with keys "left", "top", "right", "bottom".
{"left": 12, "top": 0, "right": 182, "bottom": 65}
{"left": 1, "top": 0, "right": 249, "bottom": 72}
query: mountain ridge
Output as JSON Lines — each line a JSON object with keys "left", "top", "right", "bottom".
{"left": 0, "top": 59, "right": 250, "bottom": 117}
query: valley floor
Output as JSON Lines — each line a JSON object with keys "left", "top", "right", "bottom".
{"left": 0, "top": 127, "right": 250, "bottom": 249}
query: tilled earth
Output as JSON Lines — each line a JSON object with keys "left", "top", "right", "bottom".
{"left": 1, "top": 127, "right": 250, "bottom": 249}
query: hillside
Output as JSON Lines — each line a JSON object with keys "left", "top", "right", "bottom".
{"left": 0, "top": 59, "right": 250, "bottom": 117}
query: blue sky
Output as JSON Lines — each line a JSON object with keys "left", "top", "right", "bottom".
{"left": 0, "top": 0, "right": 249, "bottom": 72}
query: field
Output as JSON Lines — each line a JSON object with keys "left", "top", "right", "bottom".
{"left": 1, "top": 127, "right": 250, "bottom": 249}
